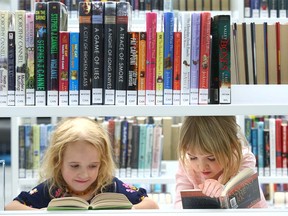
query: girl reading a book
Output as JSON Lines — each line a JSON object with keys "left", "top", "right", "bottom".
{"left": 5, "top": 117, "right": 159, "bottom": 210}
{"left": 174, "top": 116, "right": 268, "bottom": 208}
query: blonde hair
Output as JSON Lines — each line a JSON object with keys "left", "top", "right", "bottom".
{"left": 39, "top": 117, "right": 116, "bottom": 197}
{"left": 178, "top": 116, "right": 244, "bottom": 184}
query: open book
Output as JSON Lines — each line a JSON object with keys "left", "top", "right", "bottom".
{"left": 47, "top": 192, "right": 133, "bottom": 210}
{"left": 181, "top": 167, "right": 261, "bottom": 209}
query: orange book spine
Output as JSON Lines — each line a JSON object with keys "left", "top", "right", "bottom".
{"left": 138, "top": 32, "right": 146, "bottom": 105}
{"left": 173, "top": 31, "right": 181, "bottom": 105}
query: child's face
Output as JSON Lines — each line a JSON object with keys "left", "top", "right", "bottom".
{"left": 186, "top": 150, "right": 223, "bottom": 180}
{"left": 61, "top": 140, "right": 100, "bottom": 193}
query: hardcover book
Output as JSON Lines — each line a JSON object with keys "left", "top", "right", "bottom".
{"left": 47, "top": 193, "right": 132, "bottom": 210}
{"left": 181, "top": 168, "right": 261, "bottom": 209}
{"left": 91, "top": 1, "right": 104, "bottom": 105}
{"left": 34, "top": 2, "right": 47, "bottom": 106}
{"left": 79, "top": 1, "right": 92, "bottom": 105}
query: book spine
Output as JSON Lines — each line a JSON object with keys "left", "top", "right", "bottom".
{"left": 19, "top": 125, "right": 26, "bottom": 178}
{"left": 120, "top": 119, "right": 128, "bottom": 178}
{"left": 68, "top": 32, "right": 79, "bottom": 106}
{"left": 144, "top": 124, "right": 154, "bottom": 177}
{"left": 198, "top": 12, "right": 211, "bottom": 105}
{"left": 103, "top": 1, "right": 117, "bottom": 105}
{"left": 34, "top": 2, "right": 47, "bottom": 106}
{"left": 79, "top": 1, "right": 92, "bottom": 105}
{"left": 163, "top": 12, "right": 174, "bottom": 105}
{"left": 251, "top": 0, "right": 260, "bottom": 17}
{"left": 275, "top": 118, "right": 283, "bottom": 176}
{"left": 145, "top": 12, "right": 157, "bottom": 105}
{"left": 173, "top": 31, "right": 181, "bottom": 105}
{"left": 260, "top": 0, "right": 269, "bottom": 18}
{"left": 130, "top": 124, "right": 139, "bottom": 178}
{"left": 281, "top": 121, "right": 288, "bottom": 176}
{"left": 58, "top": 31, "right": 69, "bottom": 106}
{"left": 263, "top": 118, "right": 270, "bottom": 176}
{"left": 115, "top": 2, "right": 129, "bottom": 105}
{"left": 138, "top": 124, "right": 147, "bottom": 177}
{"left": 0, "top": 11, "right": 9, "bottom": 106}
{"left": 25, "top": 12, "right": 35, "bottom": 106}
{"left": 91, "top": 1, "right": 104, "bottom": 105}
{"left": 151, "top": 123, "right": 162, "bottom": 177}
{"left": 114, "top": 118, "right": 121, "bottom": 176}
{"left": 32, "top": 124, "right": 40, "bottom": 178}
{"left": 244, "top": 0, "right": 252, "bottom": 17}
{"left": 24, "top": 124, "right": 33, "bottom": 178}
{"left": 278, "top": 0, "right": 287, "bottom": 17}
{"left": 218, "top": 15, "right": 231, "bottom": 104}
{"left": 127, "top": 32, "right": 139, "bottom": 105}
{"left": 15, "top": 10, "right": 26, "bottom": 106}
{"left": 257, "top": 121, "right": 264, "bottom": 176}
{"left": 269, "top": 117, "right": 276, "bottom": 176}
{"left": 268, "top": 0, "right": 278, "bottom": 18}
{"left": 190, "top": 12, "right": 200, "bottom": 105}
{"left": 180, "top": 12, "right": 191, "bottom": 105}
{"left": 125, "top": 121, "right": 133, "bottom": 178}
{"left": 7, "top": 30, "right": 15, "bottom": 106}
{"left": 155, "top": 31, "right": 164, "bottom": 105}
{"left": 137, "top": 32, "right": 146, "bottom": 105}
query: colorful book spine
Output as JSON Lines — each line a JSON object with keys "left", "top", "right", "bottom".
{"left": 32, "top": 124, "right": 40, "bottom": 178}
{"left": 91, "top": 1, "right": 104, "bottom": 105}
{"left": 79, "top": 1, "right": 92, "bottom": 105}
{"left": 138, "top": 32, "right": 146, "bottom": 105}
{"left": 144, "top": 124, "right": 154, "bottom": 177}
{"left": 58, "top": 31, "right": 69, "bottom": 106}
{"left": 24, "top": 124, "right": 32, "bottom": 178}
{"left": 281, "top": 121, "right": 288, "bottom": 176}
{"left": 18, "top": 125, "right": 26, "bottom": 178}
{"left": 180, "top": 12, "right": 191, "bottom": 105}
{"left": 15, "top": 10, "right": 26, "bottom": 106}
{"left": 103, "top": 1, "right": 117, "bottom": 105}
{"left": 120, "top": 119, "right": 128, "bottom": 177}
{"left": 173, "top": 31, "right": 181, "bottom": 105}
{"left": 260, "top": 0, "right": 269, "bottom": 18}
{"left": 275, "top": 118, "right": 282, "bottom": 176}
{"left": 115, "top": 2, "right": 129, "bottom": 105}
{"left": 151, "top": 121, "right": 162, "bottom": 177}
{"left": 7, "top": 31, "right": 15, "bottom": 106}
{"left": 127, "top": 32, "right": 139, "bottom": 105}
{"left": 68, "top": 32, "right": 79, "bottom": 106}
{"left": 155, "top": 31, "right": 164, "bottom": 105}
{"left": 138, "top": 124, "right": 147, "bottom": 177}
{"left": 0, "top": 11, "right": 9, "bottom": 106}
{"left": 190, "top": 12, "right": 200, "bottom": 105}
{"left": 251, "top": 0, "right": 260, "bottom": 17}
{"left": 25, "top": 12, "right": 35, "bottom": 106}
{"left": 163, "top": 12, "right": 174, "bottom": 105}
{"left": 34, "top": 2, "right": 47, "bottom": 106}
{"left": 145, "top": 12, "right": 157, "bottom": 105}
{"left": 198, "top": 12, "right": 211, "bottom": 105}
{"left": 257, "top": 121, "right": 264, "bottom": 176}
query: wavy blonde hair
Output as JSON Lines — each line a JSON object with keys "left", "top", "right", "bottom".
{"left": 39, "top": 117, "right": 116, "bottom": 197}
{"left": 178, "top": 116, "right": 244, "bottom": 184}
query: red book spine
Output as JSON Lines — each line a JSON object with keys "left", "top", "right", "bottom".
{"left": 276, "top": 22, "right": 281, "bottom": 84}
{"left": 173, "top": 31, "right": 181, "bottom": 105}
{"left": 198, "top": 12, "right": 211, "bottom": 105}
{"left": 58, "top": 31, "right": 69, "bottom": 106}
{"left": 281, "top": 121, "right": 288, "bottom": 172}
{"left": 276, "top": 118, "right": 283, "bottom": 175}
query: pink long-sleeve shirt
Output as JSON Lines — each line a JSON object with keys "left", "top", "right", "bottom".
{"left": 174, "top": 146, "right": 268, "bottom": 208}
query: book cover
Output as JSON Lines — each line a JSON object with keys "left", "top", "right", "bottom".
{"left": 47, "top": 192, "right": 132, "bottom": 210}
{"left": 25, "top": 12, "right": 35, "bottom": 106}
{"left": 7, "top": 30, "right": 15, "bottom": 106}
{"left": 180, "top": 12, "right": 191, "bottom": 105}
{"left": 0, "top": 11, "right": 9, "bottom": 106}
{"left": 155, "top": 31, "right": 164, "bottom": 105}
{"left": 173, "top": 31, "right": 181, "bottom": 105}
{"left": 15, "top": 10, "right": 26, "bottom": 106}
{"left": 127, "top": 32, "right": 139, "bottom": 105}
{"left": 34, "top": 2, "right": 47, "bottom": 106}
{"left": 58, "top": 31, "right": 69, "bottom": 106}
{"left": 137, "top": 32, "right": 146, "bottom": 105}
{"left": 190, "top": 12, "right": 200, "bottom": 105}
{"left": 145, "top": 12, "right": 157, "bottom": 105}
{"left": 68, "top": 32, "right": 79, "bottom": 106}
{"left": 79, "top": 1, "right": 92, "bottom": 105}
{"left": 181, "top": 168, "right": 261, "bottom": 209}
{"left": 103, "top": 1, "right": 117, "bottom": 105}
{"left": 115, "top": 1, "right": 129, "bottom": 105}
{"left": 163, "top": 12, "right": 174, "bottom": 105}
{"left": 198, "top": 12, "right": 211, "bottom": 105}
{"left": 91, "top": 1, "right": 104, "bottom": 105}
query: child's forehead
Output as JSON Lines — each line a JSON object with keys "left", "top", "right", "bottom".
{"left": 186, "top": 146, "right": 212, "bottom": 156}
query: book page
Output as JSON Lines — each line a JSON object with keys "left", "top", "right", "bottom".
{"left": 91, "top": 193, "right": 132, "bottom": 209}
{"left": 48, "top": 196, "right": 89, "bottom": 209}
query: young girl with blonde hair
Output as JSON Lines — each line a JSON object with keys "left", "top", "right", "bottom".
{"left": 174, "top": 116, "right": 267, "bottom": 208}
{"left": 6, "top": 117, "right": 158, "bottom": 210}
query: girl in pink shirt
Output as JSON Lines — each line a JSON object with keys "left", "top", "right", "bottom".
{"left": 174, "top": 116, "right": 268, "bottom": 208}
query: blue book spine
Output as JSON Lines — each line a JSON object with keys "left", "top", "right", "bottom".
{"left": 257, "top": 121, "right": 264, "bottom": 176}
{"left": 251, "top": 127, "right": 258, "bottom": 167}
{"left": 163, "top": 12, "right": 174, "bottom": 105}
{"left": 69, "top": 32, "right": 79, "bottom": 105}
{"left": 190, "top": 12, "right": 201, "bottom": 104}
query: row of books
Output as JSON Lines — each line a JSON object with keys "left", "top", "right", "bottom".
{"left": 18, "top": 0, "right": 231, "bottom": 14}
{"left": 232, "top": 21, "right": 288, "bottom": 85}
{"left": 244, "top": 0, "right": 288, "bottom": 18}
{"left": 244, "top": 115, "right": 288, "bottom": 177}
{"left": 0, "top": 1, "right": 232, "bottom": 106}
{"left": 18, "top": 116, "right": 181, "bottom": 179}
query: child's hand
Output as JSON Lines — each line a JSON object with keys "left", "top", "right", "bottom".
{"left": 198, "top": 179, "right": 224, "bottom": 198}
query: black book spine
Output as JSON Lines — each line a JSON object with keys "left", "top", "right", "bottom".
{"left": 34, "top": 2, "right": 47, "bottom": 106}
{"left": 130, "top": 124, "right": 139, "bottom": 177}
{"left": 91, "top": 1, "right": 104, "bottom": 105}
{"left": 79, "top": 1, "right": 92, "bottom": 105}
{"left": 7, "top": 31, "right": 15, "bottom": 106}
{"left": 103, "top": 1, "right": 117, "bottom": 105}
{"left": 115, "top": 2, "right": 129, "bottom": 105}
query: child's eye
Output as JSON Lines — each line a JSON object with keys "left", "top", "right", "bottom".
{"left": 89, "top": 165, "right": 98, "bottom": 168}
{"left": 70, "top": 164, "right": 79, "bottom": 168}
{"left": 208, "top": 158, "right": 216, "bottom": 161}
{"left": 189, "top": 157, "right": 197, "bottom": 161}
